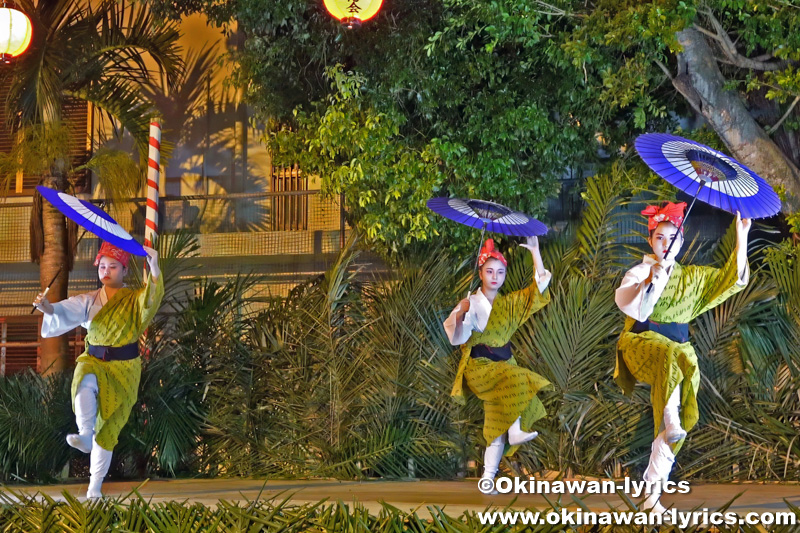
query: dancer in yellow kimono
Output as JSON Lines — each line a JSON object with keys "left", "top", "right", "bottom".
{"left": 33, "top": 242, "right": 164, "bottom": 499}
{"left": 444, "top": 237, "right": 552, "bottom": 492}
{"left": 615, "top": 202, "right": 750, "bottom": 513}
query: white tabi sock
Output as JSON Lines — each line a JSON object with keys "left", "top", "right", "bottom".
{"left": 642, "top": 431, "right": 675, "bottom": 515}
{"left": 641, "top": 481, "right": 667, "bottom": 515}
{"left": 507, "top": 416, "right": 538, "bottom": 446}
{"left": 67, "top": 374, "right": 98, "bottom": 454}
{"left": 663, "top": 385, "right": 687, "bottom": 444}
{"left": 480, "top": 434, "right": 505, "bottom": 495}
{"left": 481, "top": 434, "right": 505, "bottom": 480}
{"left": 87, "top": 439, "right": 113, "bottom": 500}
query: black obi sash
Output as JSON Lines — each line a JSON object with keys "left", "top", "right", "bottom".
{"left": 86, "top": 341, "right": 139, "bottom": 361}
{"left": 470, "top": 342, "right": 512, "bottom": 362}
{"left": 631, "top": 320, "right": 689, "bottom": 343}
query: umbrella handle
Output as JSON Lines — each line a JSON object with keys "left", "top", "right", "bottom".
{"left": 645, "top": 179, "right": 706, "bottom": 294}
{"left": 30, "top": 227, "right": 92, "bottom": 314}
{"left": 470, "top": 223, "right": 488, "bottom": 293}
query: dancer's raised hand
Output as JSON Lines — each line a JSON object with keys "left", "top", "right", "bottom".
{"left": 32, "top": 289, "right": 54, "bottom": 314}
{"left": 525, "top": 235, "right": 539, "bottom": 251}
{"left": 735, "top": 211, "right": 752, "bottom": 241}
{"left": 456, "top": 297, "right": 471, "bottom": 320}
{"left": 143, "top": 246, "right": 161, "bottom": 279}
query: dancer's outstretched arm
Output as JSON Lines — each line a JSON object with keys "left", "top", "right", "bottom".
{"left": 684, "top": 211, "right": 751, "bottom": 319}
{"left": 136, "top": 247, "right": 165, "bottom": 328}
{"left": 519, "top": 235, "right": 552, "bottom": 295}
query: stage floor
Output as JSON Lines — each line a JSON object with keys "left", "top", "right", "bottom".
{"left": 2, "top": 478, "right": 799, "bottom": 514}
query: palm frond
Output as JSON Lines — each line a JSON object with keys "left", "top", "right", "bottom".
{"left": 572, "top": 162, "right": 633, "bottom": 277}
{"left": 140, "top": 45, "right": 218, "bottom": 145}
{"left": 67, "top": 78, "right": 155, "bottom": 159}
{"left": 0, "top": 370, "right": 73, "bottom": 482}
{"left": 2, "top": 0, "right": 183, "bottom": 163}
{"left": 80, "top": 147, "right": 144, "bottom": 202}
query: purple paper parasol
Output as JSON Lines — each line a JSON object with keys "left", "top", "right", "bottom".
{"left": 426, "top": 197, "right": 548, "bottom": 237}
{"left": 37, "top": 186, "right": 146, "bottom": 256}
{"left": 634, "top": 133, "right": 781, "bottom": 219}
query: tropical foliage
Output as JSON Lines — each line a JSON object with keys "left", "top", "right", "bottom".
{"left": 153, "top": 0, "right": 800, "bottom": 257}
{"left": 5, "top": 0, "right": 182, "bottom": 154}
{"left": 0, "top": 166, "right": 797, "bottom": 485}
{"left": 1, "top": 489, "right": 796, "bottom": 532}
{"left": 0, "top": 371, "right": 72, "bottom": 483}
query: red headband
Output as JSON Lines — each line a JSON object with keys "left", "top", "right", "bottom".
{"left": 94, "top": 241, "right": 131, "bottom": 268}
{"left": 477, "top": 238, "right": 507, "bottom": 267}
{"left": 641, "top": 202, "right": 687, "bottom": 232}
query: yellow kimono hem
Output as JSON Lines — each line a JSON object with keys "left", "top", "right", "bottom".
{"left": 71, "top": 273, "right": 164, "bottom": 451}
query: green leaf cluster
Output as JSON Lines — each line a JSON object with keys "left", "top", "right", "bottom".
{"left": 162, "top": 0, "right": 800, "bottom": 249}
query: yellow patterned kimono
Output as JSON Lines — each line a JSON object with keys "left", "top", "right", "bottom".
{"left": 71, "top": 274, "right": 164, "bottom": 451}
{"left": 616, "top": 248, "right": 746, "bottom": 454}
{"left": 451, "top": 281, "right": 551, "bottom": 456}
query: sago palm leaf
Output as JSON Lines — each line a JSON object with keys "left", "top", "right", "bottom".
{"left": 0, "top": 370, "right": 73, "bottom": 483}
{"left": 693, "top": 272, "right": 780, "bottom": 383}
{"left": 572, "top": 162, "right": 633, "bottom": 277}
{"left": 516, "top": 277, "right": 618, "bottom": 394}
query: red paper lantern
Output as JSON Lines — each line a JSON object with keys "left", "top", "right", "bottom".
{"left": 0, "top": 3, "right": 32, "bottom": 64}
{"left": 323, "top": 0, "right": 383, "bottom": 29}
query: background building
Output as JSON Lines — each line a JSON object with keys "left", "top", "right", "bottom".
{"left": 0, "top": 14, "right": 347, "bottom": 375}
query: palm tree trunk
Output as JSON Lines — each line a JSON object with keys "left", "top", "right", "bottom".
{"left": 672, "top": 27, "right": 800, "bottom": 212}
{"left": 38, "top": 174, "right": 70, "bottom": 376}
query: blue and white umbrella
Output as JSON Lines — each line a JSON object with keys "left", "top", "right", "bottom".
{"left": 634, "top": 133, "right": 781, "bottom": 219}
{"left": 426, "top": 197, "right": 548, "bottom": 237}
{"left": 427, "top": 197, "right": 548, "bottom": 290}
{"left": 36, "top": 185, "right": 146, "bottom": 256}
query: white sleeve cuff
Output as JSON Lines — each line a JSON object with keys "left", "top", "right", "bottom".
{"left": 736, "top": 245, "right": 750, "bottom": 287}
{"left": 534, "top": 269, "right": 552, "bottom": 294}
{"left": 443, "top": 303, "right": 474, "bottom": 345}
{"left": 615, "top": 262, "right": 664, "bottom": 322}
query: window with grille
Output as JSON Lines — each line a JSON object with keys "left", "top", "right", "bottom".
{"left": 0, "top": 316, "right": 85, "bottom": 376}
{"left": 271, "top": 164, "right": 308, "bottom": 231}
{"left": 0, "top": 316, "right": 38, "bottom": 376}
{"left": 63, "top": 97, "right": 90, "bottom": 193}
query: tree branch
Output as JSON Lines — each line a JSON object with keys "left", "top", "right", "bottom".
{"left": 751, "top": 53, "right": 776, "bottom": 62}
{"left": 654, "top": 59, "right": 673, "bottom": 80}
{"left": 673, "top": 27, "right": 800, "bottom": 212}
{"left": 695, "top": 12, "right": 791, "bottom": 72}
{"left": 766, "top": 96, "right": 800, "bottom": 135}
{"left": 533, "top": 1, "right": 569, "bottom": 17}
{"left": 691, "top": 24, "right": 722, "bottom": 43}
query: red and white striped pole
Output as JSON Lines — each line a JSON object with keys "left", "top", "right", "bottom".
{"left": 144, "top": 121, "right": 161, "bottom": 254}
{"left": 142, "top": 121, "right": 161, "bottom": 358}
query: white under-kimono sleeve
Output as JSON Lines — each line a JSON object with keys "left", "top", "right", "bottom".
{"left": 736, "top": 246, "right": 749, "bottom": 287}
{"left": 444, "top": 302, "right": 477, "bottom": 346}
{"left": 615, "top": 256, "right": 671, "bottom": 322}
{"left": 41, "top": 293, "right": 94, "bottom": 338}
{"left": 443, "top": 289, "right": 493, "bottom": 346}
